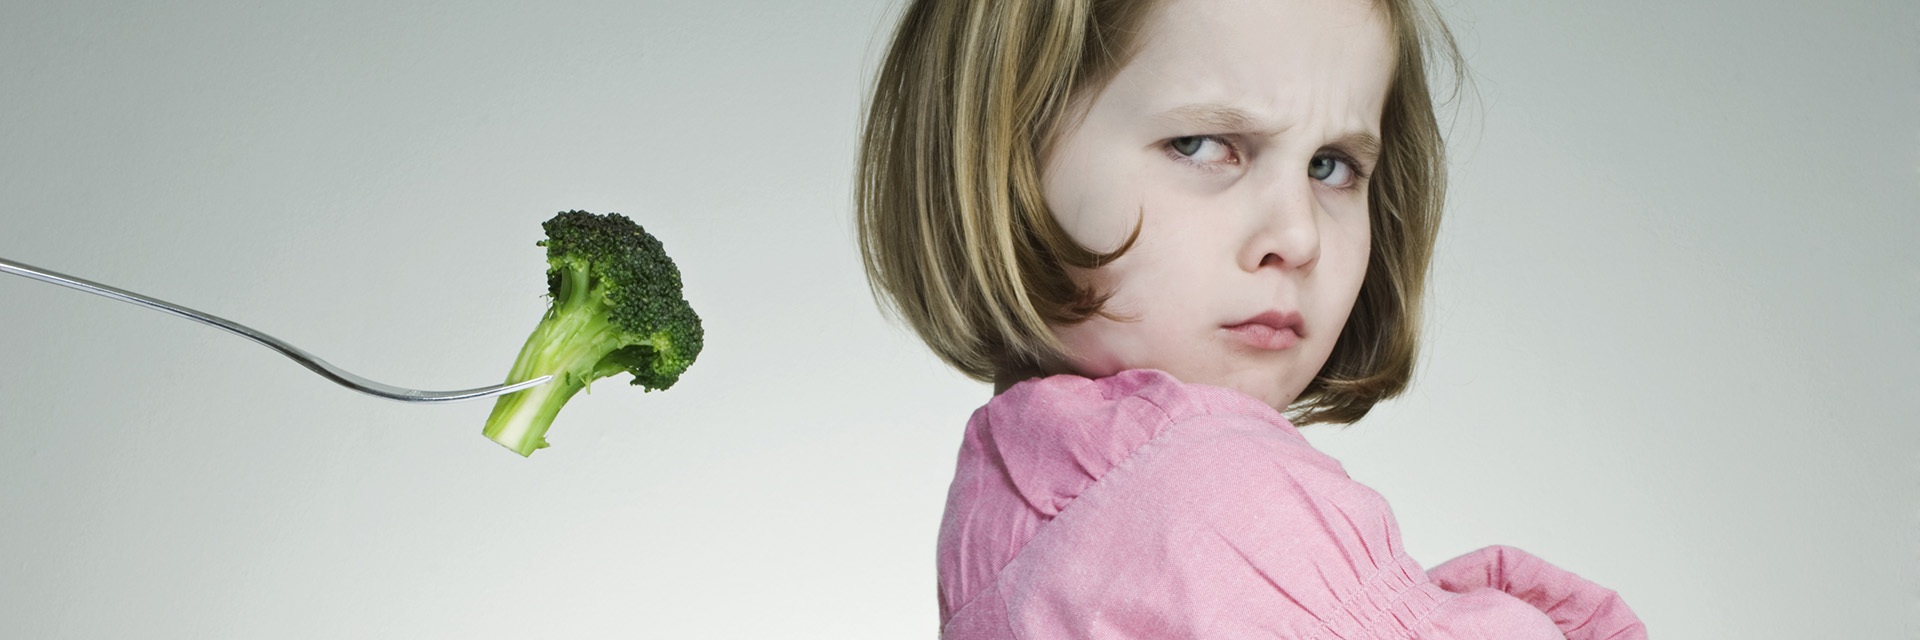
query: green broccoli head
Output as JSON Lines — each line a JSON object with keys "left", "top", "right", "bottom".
{"left": 483, "top": 210, "right": 704, "bottom": 457}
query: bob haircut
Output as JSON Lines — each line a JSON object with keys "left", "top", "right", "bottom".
{"left": 857, "top": 0, "right": 1466, "bottom": 426}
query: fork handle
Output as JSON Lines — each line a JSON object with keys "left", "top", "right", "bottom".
{"left": 0, "top": 256, "right": 546, "bottom": 402}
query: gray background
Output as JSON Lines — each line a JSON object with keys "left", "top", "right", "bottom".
{"left": 1, "top": 0, "right": 1913, "bottom": 637}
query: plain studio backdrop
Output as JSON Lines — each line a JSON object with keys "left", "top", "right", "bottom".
{"left": 1, "top": 0, "right": 1914, "bottom": 637}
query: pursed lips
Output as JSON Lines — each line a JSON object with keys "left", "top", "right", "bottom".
{"left": 1222, "top": 310, "right": 1304, "bottom": 350}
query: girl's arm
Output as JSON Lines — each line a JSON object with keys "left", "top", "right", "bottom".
{"left": 1427, "top": 545, "right": 1648, "bottom": 640}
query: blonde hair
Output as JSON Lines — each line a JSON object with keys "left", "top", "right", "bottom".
{"left": 857, "top": 0, "right": 1466, "bottom": 426}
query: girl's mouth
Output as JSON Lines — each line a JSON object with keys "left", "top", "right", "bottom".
{"left": 1223, "top": 310, "right": 1304, "bottom": 350}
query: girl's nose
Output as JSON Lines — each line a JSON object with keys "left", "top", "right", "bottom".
{"left": 1240, "top": 173, "right": 1321, "bottom": 272}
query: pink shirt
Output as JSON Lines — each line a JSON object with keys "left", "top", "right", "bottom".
{"left": 938, "top": 370, "right": 1645, "bottom": 639}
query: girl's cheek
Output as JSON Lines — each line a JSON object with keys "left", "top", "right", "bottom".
{"left": 1089, "top": 156, "right": 1163, "bottom": 249}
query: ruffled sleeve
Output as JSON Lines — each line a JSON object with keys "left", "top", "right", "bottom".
{"left": 940, "top": 371, "right": 1198, "bottom": 624}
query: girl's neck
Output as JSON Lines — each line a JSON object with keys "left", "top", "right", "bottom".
{"left": 993, "top": 368, "right": 1046, "bottom": 395}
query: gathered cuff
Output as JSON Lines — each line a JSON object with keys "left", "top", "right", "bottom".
{"left": 1318, "top": 553, "right": 1449, "bottom": 640}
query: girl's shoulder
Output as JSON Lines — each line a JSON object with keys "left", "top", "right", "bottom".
{"left": 964, "top": 369, "right": 1345, "bottom": 517}
{"left": 943, "top": 370, "right": 1417, "bottom": 635}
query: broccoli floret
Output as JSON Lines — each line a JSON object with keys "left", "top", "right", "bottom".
{"left": 483, "top": 210, "right": 704, "bottom": 457}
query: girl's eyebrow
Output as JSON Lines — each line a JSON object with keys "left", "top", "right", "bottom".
{"left": 1155, "top": 103, "right": 1279, "bottom": 135}
{"left": 1334, "top": 130, "right": 1383, "bottom": 168}
{"left": 1155, "top": 102, "right": 1383, "bottom": 166}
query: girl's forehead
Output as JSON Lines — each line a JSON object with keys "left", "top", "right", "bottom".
{"left": 1115, "top": 0, "right": 1396, "bottom": 128}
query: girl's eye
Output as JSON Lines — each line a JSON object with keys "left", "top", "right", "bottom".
{"left": 1168, "top": 135, "right": 1235, "bottom": 167}
{"left": 1308, "top": 155, "right": 1356, "bottom": 188}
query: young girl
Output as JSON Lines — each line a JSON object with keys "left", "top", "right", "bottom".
{"left": 858, "top": 0, "right": 1647, "bottom": 637}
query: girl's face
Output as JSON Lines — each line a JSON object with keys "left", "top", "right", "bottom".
{"left": 1042, "top": 0, "right": 1396, "bottom": 410}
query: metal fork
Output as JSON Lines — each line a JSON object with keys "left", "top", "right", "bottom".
{"left": 0, "top": 256, "right": 550, "bottom": 402}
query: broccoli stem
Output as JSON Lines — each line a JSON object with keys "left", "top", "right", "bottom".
{"left": 482, "top": 373, "right": 578, "bottom": 456}
{"left": 482, "top": 265, "right": 626, "bottom": 456}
